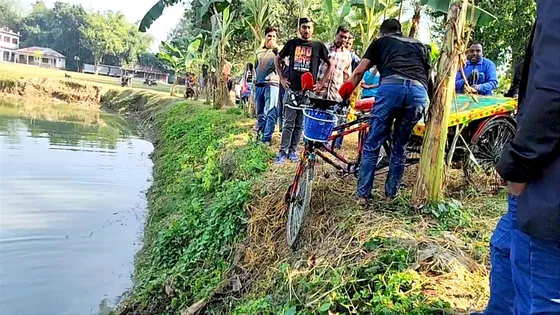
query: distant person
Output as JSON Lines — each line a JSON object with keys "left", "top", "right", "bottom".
{"left": 361, "top": 66, "right": 380, "bottom": 99}
{"left": 455, "top": 42, "right": 498, "bottom": 96}
{"left": 346, "top": 34, "right": 361, "bottom": 71}
{"left": 274, "top": 17, "right": 332, "bottom": 164}
{"left": 504, "top": 59, "right": 524, "bottom": 99}
{"left": 254, "top": 26, "right": 280, "bottom": 144}
{"left": 316, "top": 25, "right": 352, "bottom": 102}
{"left": 316, "top": 25, "right": 352, "bottom": 149}
{"left": 344, "top": 19, "right": 431, "bottom": 204}
{"left": 478, "top": 1, "right": 560, "bottom": 314}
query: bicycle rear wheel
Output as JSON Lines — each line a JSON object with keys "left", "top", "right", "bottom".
{"left": 286, "top": 156, "right": 315, "bottom": 248}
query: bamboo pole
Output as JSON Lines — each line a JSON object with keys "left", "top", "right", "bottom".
{"left": 412, "top": 0, "right": 469, "bottom": 205}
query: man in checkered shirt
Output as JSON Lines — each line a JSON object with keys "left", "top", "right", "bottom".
{"left": 316, "top": 25, "right": 352, "bottom": 102}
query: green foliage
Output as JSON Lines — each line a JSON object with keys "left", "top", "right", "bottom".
{"left": 80, "top": 12, "right": 129, "bottom": 70}
{"left": 230, "top": 239, "right": 451, "bottom": 314}
{"left": 473, "top": 0, "right": 536, "bottom": 67}
{"left": 0, "top": 0, "right": 24, "bottom": 29}
{"left": 15, "top": 1, "right": 152, "bottom": 71}
{"left": 129, "top": 102, "right": 272, "bottom": 312}
{"left": 425, "top": 199, "right": 472, "bottom": 230}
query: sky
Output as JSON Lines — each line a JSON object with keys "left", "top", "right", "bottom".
{"left": 22, "top": 0, "right": 185, "bottom": 52}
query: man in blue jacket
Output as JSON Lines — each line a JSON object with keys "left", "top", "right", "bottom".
{"left": 455, "top": 42, "right": 498, "bottom": 96}
{"left": 477, "top": 1, "right": 560, "bottom": 314}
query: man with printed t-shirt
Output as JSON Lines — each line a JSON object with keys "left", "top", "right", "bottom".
{"left": 274, "top": 17, "right": 333, "bottom": 164}
{"left": 344, "top": 18, "right": 431, "bottom": 205}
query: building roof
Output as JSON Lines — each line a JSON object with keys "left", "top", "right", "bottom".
{"left": 0, "top": 27, "right": 20, "bottom": 37}
{"left": 15, "top": 46, "right": 66, "bottom": 59}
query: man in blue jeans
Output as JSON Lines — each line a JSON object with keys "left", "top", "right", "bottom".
{"left": 478, "top": 2, "right": 560, "bottom": 314}
{"left": 254, "top": 26, "right": 280, "bottom": 144}
{"left": 344, "top": 19, "right": 431, "bottom": 204}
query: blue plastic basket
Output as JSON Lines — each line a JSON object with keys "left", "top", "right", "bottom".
{"left": 303, "top": 109, "right": 337, "bottom": 142}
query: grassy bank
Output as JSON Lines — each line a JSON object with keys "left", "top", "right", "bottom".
{"left": 0, "top": 63, "right": 184, "bottom": 95}
{"left": 110, "top": 87, "right": 503, "bottom": 314}
{"left": 110, "top": 94, "right": 273, "bottom": 314}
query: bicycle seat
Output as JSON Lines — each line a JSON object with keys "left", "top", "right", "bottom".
{"left": 355, "top": 98, "right": 375, "bottom": 112}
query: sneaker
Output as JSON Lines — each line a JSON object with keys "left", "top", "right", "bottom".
{"left": 275, "top": 153, "right": 288, "bottom": 165}
{"left": 288, "top": 151, "right": 300, "bottom": 162}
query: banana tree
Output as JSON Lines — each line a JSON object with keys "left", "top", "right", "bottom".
{"left": 157, "top": 36, "right": 203, "bottom": 96}
{"left": 207, "top": 4, "right": 236, "bottom": 109}
{"left": 347, "top": 0, "right": 399, "bottom": 52}
{"left": 157, "top": 42, "right": 186, "bottom": 96}
{"left": 243, "top": 0, "right": 271, "bottom": 50}
{"left": 312, "top": 0, "right": 352, "bottom": 41}
{"left": 412, "top": 0, "right": 496, "bottom": 204}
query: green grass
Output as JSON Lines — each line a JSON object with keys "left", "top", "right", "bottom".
{"left": 0, "top": 62, "right": 185, "bottom": 95}
{"left": 118, "top": 101, "right": 273, "bottom": 314}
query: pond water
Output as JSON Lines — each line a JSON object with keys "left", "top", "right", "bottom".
{"left": 0, "top": 102, "right": 153, "bottom": 315}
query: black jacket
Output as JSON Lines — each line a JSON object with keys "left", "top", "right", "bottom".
{"left": 504, "top": 60, "right": 523, "bottom": 98}
{"left": 496, "top": 0, "right": 560, "bottom": 241}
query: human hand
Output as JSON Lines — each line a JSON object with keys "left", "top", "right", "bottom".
{"left": 464, "top": 84, "right": 478, "bottom": 94}
{"left": 280, "top": 78, "right": 290, "bottom": 89}
{"left": 507, "top": 182, "right": 526, "bottom": 196}
{"left": 360, "top": 81, "right": 366, "bottom": 87}
{"left": 314, "top": 81, "right": 325, "bottom": 92}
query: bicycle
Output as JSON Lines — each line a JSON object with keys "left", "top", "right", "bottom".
{"left": 284, "top": 77, "right": 388, "bottom": 248}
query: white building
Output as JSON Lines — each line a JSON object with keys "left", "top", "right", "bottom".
{"left": 0, "top": 27, "right": 20, "bottom": 62}
{"left": 15, "top": 46, "right": 66, "bottom": 69}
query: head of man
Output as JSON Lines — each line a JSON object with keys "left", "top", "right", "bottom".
{"left": 298, "top": 17, "right": 314, "bottom": 40}
{"left": 264, "top": 26, "right": 278, "bottom": 49}
{"left": 468, "top": 42, "right": 484, "bottom": 64}
{"left": 334, "top": 25, "right": 351, "bottom": 48}
{"left": 379, "top": 18, "right": 402, "bottom": 37}
{"left": 345, "top": 34, "right": 355, "bottom": 51}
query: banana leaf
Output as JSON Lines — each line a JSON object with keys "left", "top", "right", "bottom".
{"left": 139, "top": 0, "right": 182, "bottom": 32}
{"left": 420, "top": 0, "right": 497, "bottom": 26}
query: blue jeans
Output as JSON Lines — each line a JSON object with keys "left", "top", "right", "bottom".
{"left": 255, "top": 85, "right": 279, "bottom": 142}
{"left": 357, "top": 83, "right": 427, "bottom": 198}
{"left": 478, "top": 195, "right": 560, "bottom": 315}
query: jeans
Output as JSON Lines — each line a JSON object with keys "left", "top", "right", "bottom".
{"left": 357, "top": 82, "right": 427, "bottom": 198}
{"left": 255, "top": 85, "right": 279, "bottom": 142}
{"left": 478, "top": 194, "right": 560, "bottom": 315}
{"left": 334, "top": 115, "right": 346, "bottom": 148}
{"left": 279, "top": 90, "right": 303, "bottom": 155}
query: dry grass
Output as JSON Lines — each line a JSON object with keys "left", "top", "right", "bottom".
{"left": 225, "top": 129, "right": 505, "bottom": 313}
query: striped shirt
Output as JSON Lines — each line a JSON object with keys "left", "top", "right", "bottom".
{"left": 316, "top": 44, "right": 352, "bottom": 102}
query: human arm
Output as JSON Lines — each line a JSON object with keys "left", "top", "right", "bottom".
{"left": 315, "top": 43, "right": 333, "bottom": 91}
{"left": 474, "top": 61, "right": 498, "bottom": 94}
{"left": 276, "top": 41, "right": 292, "bottom": 88}
{"left": 455, "top": 68, "right": 465, "bottom": 93}
{"left": 496, "top": 9, "right": 560, "bottom": 187}
{"left": 343, "top": 54, "right": 351, "bottom": 82}
{"left": 347, "top": 59, "right": 372, "bottom": 91}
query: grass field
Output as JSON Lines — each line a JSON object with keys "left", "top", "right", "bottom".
{"left": 0, "top": 62, "right": 185, "bottom": 95}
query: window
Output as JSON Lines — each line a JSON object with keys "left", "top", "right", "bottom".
{"left": 12, "top": 38, "right": 18, "bottom": 45}
{"left": 42, "top": 58, "right": 49, "bottom": 64}
{"left": 3, "top": 36, "right": 10, "bottom": 43}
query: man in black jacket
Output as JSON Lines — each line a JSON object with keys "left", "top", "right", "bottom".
{"left": 479, "top": 1, "right": 560, "bottom": 314}
{"left": 504, "top": 60, "right": 523, "bottom": 99}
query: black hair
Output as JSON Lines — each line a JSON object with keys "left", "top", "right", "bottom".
{"left": 264, "top": 26, "right": 278, "bottom": 36}
{"left": 379, "top": 18, "right": 402, "bottom": 35}
{"left": 336, "top": 25, "right": 350, "bottom": 34}
{"left": 298, "top": 17, "right": 314, "bottom": 26}
{"left": 470, "top": 41, "right": 483, "bottom": 48}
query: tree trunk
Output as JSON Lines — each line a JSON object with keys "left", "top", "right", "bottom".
{"left": 398, "top": 0, "right": 405, "bottom": 21}
{"left": 94, "top": 58, "right": 100, "bottom": 75}
{"left": 412, "top": 0, "right": 469, "bottom": 205}
{"left": 170, "top": 81, "right": 176, "bottom": 96}
{"left": 408, "top": 2, "right": 422, "bottom": 38}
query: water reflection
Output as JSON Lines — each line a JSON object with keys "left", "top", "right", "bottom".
{"left": 0, "top": 101, "right": 153, "bottom": 315}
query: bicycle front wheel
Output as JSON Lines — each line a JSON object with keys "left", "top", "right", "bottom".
{"left": 286, "top": 156, "right": 315, "bottom": 248}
